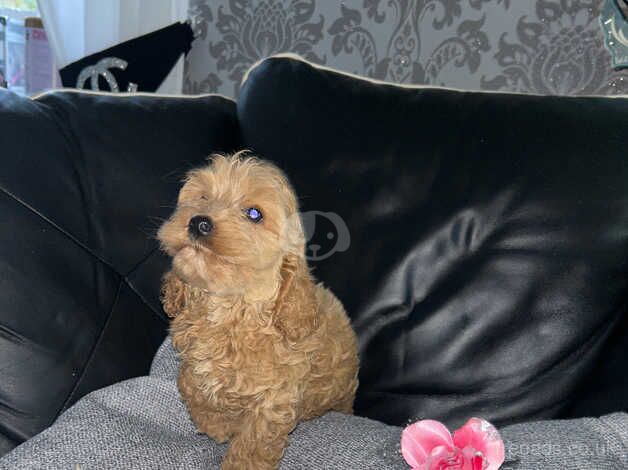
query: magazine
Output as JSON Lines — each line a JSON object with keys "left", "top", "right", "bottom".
{"left": 25, "top": 17, "right": 54, "bottom": 94}
{"left": 5, "top": 17, "right": 25, "bottom": 94}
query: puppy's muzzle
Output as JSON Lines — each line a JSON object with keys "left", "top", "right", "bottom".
{"left": 188, "top": 215, "right": 213, "bottom": 239}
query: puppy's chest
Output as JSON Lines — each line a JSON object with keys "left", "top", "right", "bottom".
{"left": 210, "top": 326, "right": 281, "bottom": 369}
{"left": 175, "top": 312, "right": 308, "bottom": 397}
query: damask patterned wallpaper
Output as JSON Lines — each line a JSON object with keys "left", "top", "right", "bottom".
{"left": 183, "top": 0, "right": 628, "bottom": 97}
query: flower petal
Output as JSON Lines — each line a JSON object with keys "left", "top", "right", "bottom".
{"left": 453, "top": 418, "right": 505, "bottom": 470}
{"left": 462, "top": 446, "right": 488, "bottom": 470}
{"left": 401, "top": 420, "right": 454, "bottom": 468}
{"left": 427, "top": 446, "right": 464, "bottom": 470}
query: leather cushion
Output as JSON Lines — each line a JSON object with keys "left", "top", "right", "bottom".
{"left": 0, "top": 89, "right": 240, "bottom": 454}
{"left": 237, "top": 56, "right": 628, "bottom": 428}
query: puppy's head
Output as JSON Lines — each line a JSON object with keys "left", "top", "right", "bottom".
{"left": 158, "top": 153, "right": 304, "bottom": 300}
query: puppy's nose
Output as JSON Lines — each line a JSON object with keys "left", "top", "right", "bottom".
{"left": 188, "top": 215, "right": 213, "bottom": 238}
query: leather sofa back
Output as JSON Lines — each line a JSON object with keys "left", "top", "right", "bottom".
{"left": 2, "top": 56, "right": 628, "bottom": 455}
{"left": 237, "top": 56, "right": 628, "bottom": 428}
{"left": 0, "top": 90, "right": 240, "bottom": 454}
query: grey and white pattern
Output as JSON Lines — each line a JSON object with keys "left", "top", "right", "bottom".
{"left": 482, "top": 0, "right": 628, "bottom": 94}
{"left": 183, "top": 0, "right": 628, "bottom": 97}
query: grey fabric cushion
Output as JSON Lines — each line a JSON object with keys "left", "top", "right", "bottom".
{"left": 0, "top": 339, "right": 626, "bottom": 469}
{"left": 501, "top": 413, "right": 628, "bottom": 470}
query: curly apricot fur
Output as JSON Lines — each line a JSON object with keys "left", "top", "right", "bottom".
{"left": 158, "top": 153, "right": 359, "bottom": 470}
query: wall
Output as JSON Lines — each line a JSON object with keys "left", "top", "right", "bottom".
{"left": 183, "top": 0, "right": 628, "bottom": 97}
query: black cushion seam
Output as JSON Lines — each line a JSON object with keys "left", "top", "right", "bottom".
{"left": 0, "top": 425, "right": 21, "bottom": 448}
{"left": 124, "top": 246, "right": 160, "bottom": 278}
{"left": 32, "top": 96, "right": 93, "bottom": 240}
{"left": 0, "top": 184, "right": 167, "bottom": 393}
{"left": 0, "top": 183, "right": 117, "bottom": 276}
{"left": 54, "top": 279, "right": 123, "bottom": 419}
{"left": 123, "top": 275, "right": 168, "bottom": 324}
{"left": 123, "top": 247, "right": 169, "bottom": 323}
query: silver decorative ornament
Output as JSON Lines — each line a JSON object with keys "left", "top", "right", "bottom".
{"left": 601, "top": 0, "right": 628, "bottom": 69}
{"left": 76, "top": 57, "right": 138, "bottom": 92}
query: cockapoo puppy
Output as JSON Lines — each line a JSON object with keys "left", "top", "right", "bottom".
{"left": 158, "top": 153, "right": 359, "bottom": 470}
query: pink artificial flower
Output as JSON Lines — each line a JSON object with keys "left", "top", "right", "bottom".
{"left": 401, "top": 418, "right": 505, "bottom": 470}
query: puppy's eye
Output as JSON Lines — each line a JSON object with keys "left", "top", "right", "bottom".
{"left": 200, "top": 196, "right": 208, "bottom": 201}
{"left": 244, "top": 207, "right": 263, "bottom": 223}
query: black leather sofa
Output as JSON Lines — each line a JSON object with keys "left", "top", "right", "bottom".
{"left": 1, "top": 55, "right": 627, "bottom": 458}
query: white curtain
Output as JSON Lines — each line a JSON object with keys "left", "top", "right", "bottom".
{"left": 37, "top": 0, "right": 189, "bottom": 94}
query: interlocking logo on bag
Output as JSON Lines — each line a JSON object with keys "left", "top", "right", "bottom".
{"left": 76, "top": 57, "right": 138, "bottom": 92}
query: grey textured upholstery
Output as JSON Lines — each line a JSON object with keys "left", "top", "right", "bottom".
{"left": 1, "top": 339, "right": 626, "bottom": 469}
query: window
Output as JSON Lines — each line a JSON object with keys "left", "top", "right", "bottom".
{"left": 0, "top": 1, "right": 38, "bottom": 11}
{"left": 0, "top": 0, "right": 39, "bottom": 25}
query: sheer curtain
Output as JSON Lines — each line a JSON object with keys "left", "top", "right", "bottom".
{"left": 37, "top": 0, "right": 188, "bottom": 93}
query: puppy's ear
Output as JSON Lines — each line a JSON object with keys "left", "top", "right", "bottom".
{"left": 272, "top": 254, "right": 318, "bottom": 342}
{"left": 161, "top": 271, "right": 186, "bottom": 318}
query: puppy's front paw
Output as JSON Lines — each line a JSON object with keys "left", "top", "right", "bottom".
{"left": 193, "top": 414, "right": 235, "bottom": 444}
{"left": 200, "top": 426, "right": 231, "bottom": 444}
{"left": 220, "top": 409, "right": 294, "bottom": 470}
